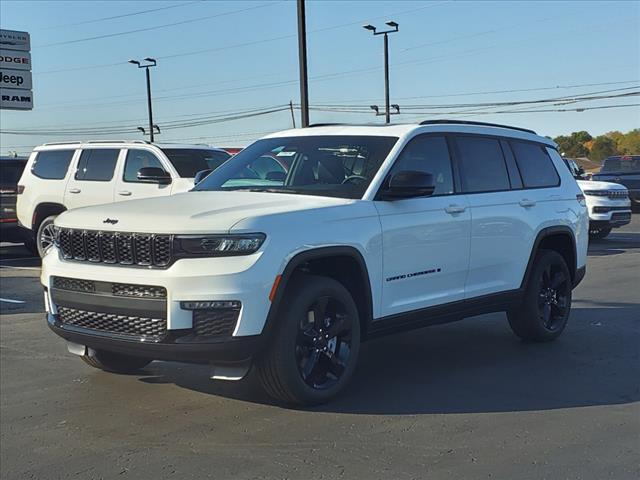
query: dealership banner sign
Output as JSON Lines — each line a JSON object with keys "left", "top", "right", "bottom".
{"left": 0, "top": 30, "right": 32, "bottom": 110}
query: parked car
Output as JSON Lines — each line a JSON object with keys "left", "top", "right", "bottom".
{"left": 592, "top": 155, "right": 640, "bottom": 211}
{"left": 41, "top": 121, "right": 588, "bottom": 405}
{"left": 16, "top": 141, "right": 231, "bottom": 257}
{"left": 563, "top": 157, "right": 631, "bottom": 239}
{"left": 1, "top": 155, "right": 30, "bottom": 248}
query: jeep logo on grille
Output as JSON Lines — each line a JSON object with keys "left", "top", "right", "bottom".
{"left": 103, "top": 218, "right": 119, "bottom": 225}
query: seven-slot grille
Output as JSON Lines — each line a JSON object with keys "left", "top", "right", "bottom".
{"left": 607, "top": 190, "right": 628, "bottom": 199}
{"left": 58, "top": 228, "right": 172, "bottom": 267}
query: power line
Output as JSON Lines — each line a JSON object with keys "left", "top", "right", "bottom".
{"left": 38, "top": 1, "right": 204, "bottom": 30}
{"left": 35, "top": 2, "right": 282, "bottom": 48}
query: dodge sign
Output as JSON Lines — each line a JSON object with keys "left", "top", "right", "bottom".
{"left": 0, "top": 30, "right": 32, "bottom": 110}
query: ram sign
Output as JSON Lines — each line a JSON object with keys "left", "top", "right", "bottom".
{"left": 0, "top": 30, "right": 32, "bottom": 110}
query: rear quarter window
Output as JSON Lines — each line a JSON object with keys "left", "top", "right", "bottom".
{"left": 510, "top": 141, "right": 560, "bottom": 188}
{"left": 31, "top": 150, "right": 75, "bottom": 180}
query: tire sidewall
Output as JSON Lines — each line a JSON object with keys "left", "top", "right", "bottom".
{"left": 272, "top": 275, "right": 361, "bottom": 405}
{"left": 36, "top": 215, "right": 57, "bottom": 258}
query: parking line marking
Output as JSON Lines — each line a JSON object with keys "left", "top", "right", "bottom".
{"left": 0, "top": 298, "right": 26, "bottom": 304}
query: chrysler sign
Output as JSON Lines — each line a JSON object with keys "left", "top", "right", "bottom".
{"left": 0, "top": 30, "right": 32, "bottom": 110}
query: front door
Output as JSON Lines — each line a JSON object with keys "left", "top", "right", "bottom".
{"left": 374, "top": 134, "right": 471, "bottom": 318}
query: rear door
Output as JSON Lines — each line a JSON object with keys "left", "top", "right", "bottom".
{"left": 375, "top": 134, "right": 471, "bottom": 317}
{"left": 113, "top": 148, "right": 173, "bottom": 202}
{"left": 63, "top": 148, "right": 121, "bottom": 209}
{"left": 453, "top": 135, "right": 535, "bottom": 298}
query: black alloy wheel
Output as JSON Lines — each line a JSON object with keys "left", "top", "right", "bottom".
{"left": 296, "top": 295, "right": 353, "bottom": 390}
{"left": 537, "top": 262, "right": 570, "bottom": 332}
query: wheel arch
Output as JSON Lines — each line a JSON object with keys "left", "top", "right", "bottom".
{"left": 521, "top": 226, "right": 577, "bottom": 290}
{"left": 264, "top": 246, "right": 374, "bottom": 341}
{"left": 32, "top": 202, "right": 66, "bottom": 230}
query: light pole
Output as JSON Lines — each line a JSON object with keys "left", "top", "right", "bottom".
{"left": 297, "top": 0, "right": 309, "bottom": 127}
{"left": 129, "top": 58, "right": 157, "bottom": 142}
{"left": 363, "top": 21, "right": 399, "bottom": 124}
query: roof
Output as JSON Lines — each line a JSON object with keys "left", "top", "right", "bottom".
{"left": 34, "top": 141, "right": 227, "bottom": 152}
{"left": 262, "top": 121, "right": 555, "bottom": 147}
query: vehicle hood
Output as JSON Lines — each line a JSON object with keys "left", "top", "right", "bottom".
{"left": 576, "top": 179, "right": 627, "bottom": 192}
{"left": 54, "top": 191, "right": 355, "bottom": 234}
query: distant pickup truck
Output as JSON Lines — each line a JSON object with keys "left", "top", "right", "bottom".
{"left": 592, "top": 155, "right": 640, "bottom": 212}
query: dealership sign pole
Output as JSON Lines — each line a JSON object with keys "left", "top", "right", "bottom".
{"left": 0, "top": 29, "right": 33, "bottom": 110}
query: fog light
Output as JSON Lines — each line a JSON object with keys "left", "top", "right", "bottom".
{"left": 180, "top": 300, "right": 241, "bottom": 310}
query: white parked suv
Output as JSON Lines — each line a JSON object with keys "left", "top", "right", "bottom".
{"left": 41, "top": 121, "right": 588, "bottom": 405}
{"left": 563, "top": 158, "right": 631, "bottom": 239}
{"left": 16, "top": 141, "right": 230, "bottom": 256}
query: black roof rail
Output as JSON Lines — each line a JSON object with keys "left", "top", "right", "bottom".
{"left": 307, "top": 123, "right": 392, "bottom": 128}
{"left": 419, "top": 119, "right": 536, "bottom": 135}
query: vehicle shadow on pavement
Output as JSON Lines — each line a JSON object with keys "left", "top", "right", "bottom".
{"left": 587, "top": 232, "right": 640, "bottom": 257}
{"left": 136, "top": 305, "right": 639, "bottom": 414}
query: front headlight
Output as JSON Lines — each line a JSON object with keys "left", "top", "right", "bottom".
{"left": 174, "top": 233, "right": 266, "bottom": 257}
{"left": 582, "top": 190, "right": 608, "bottom": 197}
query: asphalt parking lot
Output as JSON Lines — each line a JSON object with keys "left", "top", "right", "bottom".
{"left": 1, "top": 218, "right": 638, "bottom": 480}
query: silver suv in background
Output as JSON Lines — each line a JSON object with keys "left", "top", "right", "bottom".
{"left": 16, "top": 141, "right": 230, "bottom": 256}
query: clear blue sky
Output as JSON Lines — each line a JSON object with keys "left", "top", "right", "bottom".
{"left": 1, "top": 0, "right": 639, "bottom": 155}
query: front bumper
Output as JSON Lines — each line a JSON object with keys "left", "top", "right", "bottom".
{"left": 47, "top": 313, "right": 262, "bottom": 364}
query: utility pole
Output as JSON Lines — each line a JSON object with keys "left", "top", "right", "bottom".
{"left": 297, "top": 0, "right": 309, "bottom": 127}
{"left": 363, "top": 21, "right": 399, "bottom": 124}
{"left": 129, "top": 58, "right": 157, "bottom": 142}
{"left": 289, "top": 101, "right": 297, "bottom": 128}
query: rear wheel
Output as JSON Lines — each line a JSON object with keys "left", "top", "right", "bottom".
{"left": 256, "top": 274, "right": 360, "bottom": 405}
{"left": 589, "top": 225, "right": 612, "bottom": 240}
{"left": 81, "top": 349, "right": 152, "bottom": 373}
{"left": 508, "top": 249, "right": 572, "bottom": 342}
{"left": 36, "top": 215, "right": 58, "bottom": 257}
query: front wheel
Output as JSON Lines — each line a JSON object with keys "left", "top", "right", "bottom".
{"left": 508, "top": 249, "right": 572, "bottom": 342}
{"left": 256, "top": 274, "right": 361, "bottom": 405}
{"left": 589, "top": 226, "right": 612, "bottom": 240}
{"left": 81, "top": 349, "right": 152, "bottom": 373}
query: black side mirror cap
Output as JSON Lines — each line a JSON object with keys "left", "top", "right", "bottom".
{"left": 381, "top": 170, "right": 436, "bottom": 200}
{"left": 137, "top": 167, "right": 172, "bottom": 185}
{"left": 194, "top": 169, "right": 214, "bottom": 185}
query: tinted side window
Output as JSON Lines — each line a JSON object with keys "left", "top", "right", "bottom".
{"left": 510, "top": 141, "right": 560, "bottom": 188}
{"left": 124, "top": 150, "right": 164, "bottom": 182}
{"left": 31, "top": 150, "right": 75, "bottom": 180}
{"left": 75, "top": 149, "right": 119, "bottom": 181}
{"left": 455, "top": 136, "right": 510, "bottom": 193}
{"left": 389, "top": 135, "right": 454, "bottom": 195}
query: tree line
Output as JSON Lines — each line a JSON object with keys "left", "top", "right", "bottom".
{"left": 553, "top": 129, "right": 639, "bottom": 162}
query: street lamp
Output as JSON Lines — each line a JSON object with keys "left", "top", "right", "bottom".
{"left": 129, "top": 57, "right": 157, "bottom": 142}
{"left": 363, "top": 21, "right": 399, "bottom": 124}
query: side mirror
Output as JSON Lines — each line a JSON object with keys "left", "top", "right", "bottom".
{"left": 382, "top": 170, "right": 435, "bottom": 200}
{"left": 137, "top": 167, "right": 172, "bottom": 185}
{"left": 194, "top": 169, "right": 213, "bottom": 185}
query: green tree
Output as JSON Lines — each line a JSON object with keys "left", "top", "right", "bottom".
{"left": 554, "top": 135, "right": 588, "bottom": 157}
{"left": 571, "top": 131, "right": 593, "bottom": 143}
{"left": 590, "top": 135, "right": 619, "bottom": 162}
{"left": 612, "top": 129, "right": 640, "bottom": 155}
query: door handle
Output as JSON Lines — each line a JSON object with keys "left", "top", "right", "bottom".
{"left": 68, "top": 188, "right": 81, "bottom": 194}
{"left": 519, "top": 199, "right": 537, "bottom": 208}
{"left": 445, "top": 205, "right": 466, "bottom": 214}
{"left": 117, "top": 190, "right": 132, "bottom": 196}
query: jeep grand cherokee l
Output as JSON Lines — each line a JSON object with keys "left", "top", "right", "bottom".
{"left": 41, "top": 121, "right": 588, "bottom": 405}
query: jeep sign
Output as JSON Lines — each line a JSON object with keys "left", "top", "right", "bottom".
{"left": 0, "top": 30, "right": 32, "bottom": 111}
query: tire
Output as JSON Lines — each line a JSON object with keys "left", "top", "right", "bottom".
{"left": 81, "top": 349, "right": 152, "bottom": 373}
{"left": 508, "top": 249, "right": 572, "bottom": 342}
{"left": 36, "top": 215, "right": 58, "bottom": 258}
{"left": 589, "top": 226, "right": 612, "bottom": 240}
{"left": 256, "top": 274, "right": 361, "bottom": 405}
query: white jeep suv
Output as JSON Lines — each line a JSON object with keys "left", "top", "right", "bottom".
{"left": 41, "top": 121, "right": 588, "bottom": 405}
{"left": 562, "top": 158, "right": 631, "bottom": 239}
{"left": 16, "top": 141, "right": 230, "bottom": 256}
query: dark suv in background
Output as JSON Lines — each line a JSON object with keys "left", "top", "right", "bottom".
{"left": 593, "top": 155, "right": 640, "bottom": 211}
{"left": 0, "top": 156, "right": 31, "bottom": 249}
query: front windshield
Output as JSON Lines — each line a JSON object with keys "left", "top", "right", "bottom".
{"left": 193, "top": 135, "right": 398, "bottom": 199}
{"left": 161, "top": 148, "right": 231, "bottom": 178}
